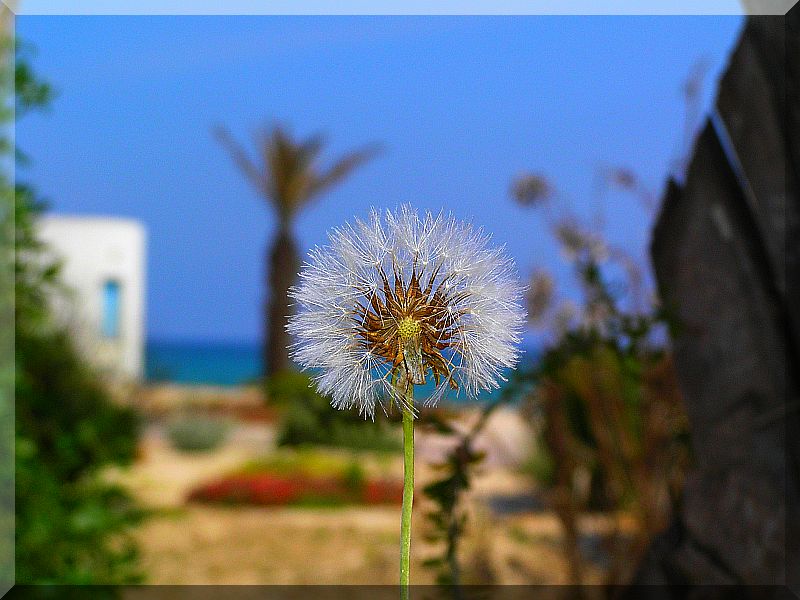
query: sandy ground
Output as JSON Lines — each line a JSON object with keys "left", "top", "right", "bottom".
{"left": 111, "top": 405, "right": 617, "bottom": 585}
{"left": 133, "top": 505, "right": 616, "bottom": 585}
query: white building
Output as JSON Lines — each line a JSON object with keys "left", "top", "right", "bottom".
{"left": 36, "top": 215, "right": 147, "bottom": 381}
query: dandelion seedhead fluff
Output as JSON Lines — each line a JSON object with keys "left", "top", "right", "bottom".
{"left": 287, "top": 206, "right": 527, "bottom": 418}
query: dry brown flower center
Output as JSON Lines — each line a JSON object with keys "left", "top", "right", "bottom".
{"left": 353, "top": 264, "right": 463, "bottom": 390}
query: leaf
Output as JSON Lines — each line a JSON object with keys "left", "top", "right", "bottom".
{"left": 422, "top": 558, "right": 444, "bottom": 568}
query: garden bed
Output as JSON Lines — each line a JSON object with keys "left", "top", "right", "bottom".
{"left": 187, "top": 449, "right": 403, "bottom": 506}
{"left": 188, "top": 473, "right": 403, "bottom": 506}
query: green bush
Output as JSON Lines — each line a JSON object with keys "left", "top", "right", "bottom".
{"left": 7, "top": 40, "right": 144, "bottom": 585}
{"left": 13, "top": 190, "right": 144, "bottom": 584}
{"left": 267, "top": 371, "right": 401, "bottom": 452}
{"left": 166, "top": 414, "right": 229, "bottom": 453}
{"left": 519, "top": 437, "right": 556, "bottom": 487}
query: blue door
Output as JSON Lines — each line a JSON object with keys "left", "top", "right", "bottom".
{"left": 102, "top": 280, "right": 121, "bottom": 338}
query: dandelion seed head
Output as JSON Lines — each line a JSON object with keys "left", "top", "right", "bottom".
{"left": 287, "top": 205, "right": 527, "bottom": 417}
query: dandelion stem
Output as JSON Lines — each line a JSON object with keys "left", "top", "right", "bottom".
{"left": 400, "top": 383, "right": 414, "bottom": 596}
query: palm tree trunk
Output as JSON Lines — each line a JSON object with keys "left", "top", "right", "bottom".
{"left": 265, "top": 222, "right": 299, "bottom": 376}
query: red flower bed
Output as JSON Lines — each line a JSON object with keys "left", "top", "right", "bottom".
{"left": 363, "top": 480, "right": 404, "bottom": 505}
{"left": 188, "top": 473, "right": 403, "bottom": 506}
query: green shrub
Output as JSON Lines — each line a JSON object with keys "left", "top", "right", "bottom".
{"left": 166, "top": 414, "right": 229, "bottom": 453}
{"left": 7, "top": 40, "right": 144, "bottom": 585}
{"left": 13, "top": 190, "right": 144, "bottom": 584}
{"left": 520, "top": 437, "right": 555, "bottom": 487}
{"left": 342, "top": 461, "right": 366, "bottom": 492}
{"left": 267, "top": 371, "right": 401, "bottom": 452}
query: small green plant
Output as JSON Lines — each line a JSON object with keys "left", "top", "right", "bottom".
{"left": 420, "top": 399, "right": 508, "bottom": 587}
{"left": 342, "top": 461, "right": 366, "bottom": 492}
{"left": 166, "top": 414, "right": 229, "bottom": 453}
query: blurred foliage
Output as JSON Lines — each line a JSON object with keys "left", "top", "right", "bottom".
{"left": 420, "top": 401, "right": 505, "bottom": 587}
{"left": 267, "top": 370, "right": 401, "bottom": 452}
{"left": 188, "top": 461, "right": 401, "bottom": 508}
{"left": 511, "top": 178, "right": 690, "bottom": 586}
{"left": 189, "top": 448, "right": 402, "bottom": 508}
{"left": 511, "top": 172, "right": 553, "bottom": 207}
{"left": 237, "top": 448, "right": 367, "bottom": 479}
{"left": 166, "top": 414, "right": 230, "bottom": 453}
{"left": 238, "top": 451, "right": 381, "bottom": 501}
{"left": 3, "top": 34, "right": 144, "bottom": 584}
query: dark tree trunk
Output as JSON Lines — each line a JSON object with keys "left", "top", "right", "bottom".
{"left": 628, "top": 12, "right": 800, "bottom": 596}
{"left": 265, "top": 222, "right": 299, "bottom": 377}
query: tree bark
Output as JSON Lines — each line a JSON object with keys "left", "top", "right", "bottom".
{"left": 629, "top": 13, "right": 799, "bottom": 596}
{"left": 265, "top": 222, "right": 299, "bottom": 377}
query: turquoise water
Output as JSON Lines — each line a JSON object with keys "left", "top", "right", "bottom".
{"left": 146, "top": 340, "right": 262, "bottom": 386}
{"left": 146, "top": 340, "right": 537, "bottom": 403}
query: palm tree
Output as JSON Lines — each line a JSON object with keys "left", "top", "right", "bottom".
{"left": 215, "top": 124, "right": 379, "bottom": 376}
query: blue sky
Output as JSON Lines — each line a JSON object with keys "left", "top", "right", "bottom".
{"left": 16, "top": 16, "right": 743, "bottom": 343}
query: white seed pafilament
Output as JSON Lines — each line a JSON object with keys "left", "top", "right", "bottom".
{"left": 286, "top": 205, "right": 527, "bottom": 418}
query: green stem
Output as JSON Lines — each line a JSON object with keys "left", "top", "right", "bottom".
{"left": 400, "top": 383, "right": 414, "bottom": 596}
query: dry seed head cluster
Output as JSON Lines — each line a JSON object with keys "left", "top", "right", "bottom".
{"left": 287, "top": 206, "right": 526, "bottom": 417}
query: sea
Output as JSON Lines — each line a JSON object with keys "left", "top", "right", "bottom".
{"left": 145, "top": 339, "right": 537, "bottom": 402}
{"left": 146, "top": 340, "right": 262, "bottom": 386}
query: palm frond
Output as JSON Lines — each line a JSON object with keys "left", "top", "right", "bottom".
{"left": 297, "top": 134, "right": 326, "bottom": 168}
{"left": 216, "top": 121, "right": 379, "bottom": 224}
{"left": 305, "top": 143, "right": 382, "bottom": 206}
{"left": 213, "top": 125, "right": 266, "bottom": 197}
